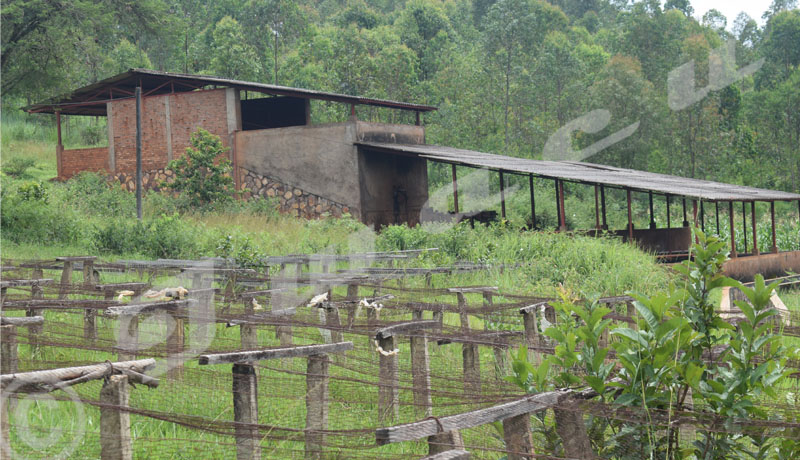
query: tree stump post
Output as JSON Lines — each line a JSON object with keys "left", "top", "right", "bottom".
{"left": 117, "top": 315, "right": 139, "bottom": 362}
{"left": 84, "top": 260, "right": 98, "bottom": 342}
{"left": 378, "top": 335, "right": 399, "bottom": 422}
{"left": 100, "top": 375, "right": 133, "bottom": 460}
{"left": 28, "top": 268, "right": 44, "bottom": 352}
{"left": 462, "top": 343, "right": 480, "bottom": 394}
{"left": 554, "top": 399, "right": 596, "bottom": 460}
{"left": 324, "top": 305, "right": 343, "bottom": 344}
{"left": 345, "top": 283, "right": 359, "bottom": 329}
{"left": 428, "top": 430, "right": 465, "bottom": 456}
{"left": 410, "top": 329, "right": 433, "bottom": 417}
{"left": 240, "top": 298, "right": 258, "bottom": 350}
{"left": 521, "top": 308, "right": 540, "bottom": 365}
{"left": 166, "top": 313, "right": 185, "bottom": 380}
{"left": 305, "top": 354, "right": 330, "bottom": 460}
{"left": 503, "top": 413, "right": 535, "bottom": 460}
{"left": 232, "top": 363, "right": 260, "bottom": 460}
{"left": 456, "top": 293, "right": 469, "bottom": 332}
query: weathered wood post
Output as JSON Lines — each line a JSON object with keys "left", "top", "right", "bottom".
{"left": 199, "top": 343, "right": 353, "bottom": 460}
{"left": 100, "top": 375, "right": 133, "bottom": 460}
{"left": 377, "top": 334, "right": 399, "bottom": 422}
{"left": 117, "top": 315, "right": 139, "bottom": 361}
{"left": 345, "top": 283, "right": 359, "bottom": 328}
{"left": 305, "top": 353, "right": 329, "bottom": 460}
{"left": 462, "top": 342, "right": 480, "bottom": 395}
{"left": 410, "top": 328, "right": 433, "bottom": 417}
{"left": 166, "top": 313, "right": 184, "bottom": 380}
{"left": 58, "top": 259, "right": 73, "bottom": 299}
{"left": 232, "top": 363, "right": 260, "bottom": 460}
{"left": 240, "top": 296, "right": 259, "bottom": 349}
{"left": 554, "top": 397, "right": 596, "bottom": 460}
{"left": 520, "top": 303, "right": 545, "bottom": 365}
{"left": 503, "top": 413, "right": 535, "bottom": 460}
{"left": 322, "top": 303, "right": 343, "bottom": 345}
{"left": 1, "top": 324, "right": 18, "bottom": 375}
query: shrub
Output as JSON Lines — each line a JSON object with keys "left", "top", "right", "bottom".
{"left": 2, "top": 157, "right": 36, "bottom": 178}
{"left": 165, "top": 128, "right": 237, "bottom": 208}
{"left": 0, "top": 193, "right": 84, "bottom": 245}
{"left": 17, "top": 181, "right": 48, "bottom": 203}
{"left": 60, "top": 171, "right": 135, "bottom": 218}
{"left": 92, "top": 214, "right": 203, "bottom": 258}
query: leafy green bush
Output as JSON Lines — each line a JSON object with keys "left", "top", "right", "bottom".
{"left": 17, "top": 181, "right": 48, "bottom": 202}
{"left": 0, "top": 192, "right": 85, "bottom": 245}
{"left": 2, "top": 157, "right": 36, "bottom": 178}
{"left": 92, "top": 214, "right": 203, "bottom": 258}
{"left": 166, "top": 128, "right": 237, "bottom": 208}
{"left": 57, "top": 171, "right": 135, "bottom": 218}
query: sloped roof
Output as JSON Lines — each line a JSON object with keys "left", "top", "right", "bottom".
{"left": 24, "top": 69, "right": 438, "bottom": 116}
{"left": 357, "top": 142, "right": 800, "bottom": 202}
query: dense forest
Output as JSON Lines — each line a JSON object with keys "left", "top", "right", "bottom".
{"left": 3, "top": 0, "right": 799, "bottom": 193}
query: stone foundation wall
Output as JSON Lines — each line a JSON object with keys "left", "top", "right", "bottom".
{"left": 241, "top": 169, "right": 352, "bottom": 219}
{"left": 107, "top": 167, "right": 353, "bottom": 220}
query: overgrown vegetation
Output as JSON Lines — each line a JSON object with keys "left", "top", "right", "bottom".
{"left": 165, "top": 128, "right": 238, "bottom": 208}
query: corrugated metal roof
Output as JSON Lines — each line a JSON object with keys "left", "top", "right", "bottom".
{"left": 23, "top": 69, "right": 438, "bottom": 116}
{"left": 357, "top": 142, "right": 800, "bottom": 202}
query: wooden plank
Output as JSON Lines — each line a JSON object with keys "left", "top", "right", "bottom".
{"left": 100, "top": 375, "right": 133, "bottom": 460}
{"left": 447, "top": 287, "right": 499, "bottom": 294}
{"left": 1, "top": 359, "right": 157, "bottom": 393}
{"left": 0, "top": 279, "right": 53, "bottom": 288}
{"left": 419, "top": 450, "right": 471, "bottom": 460}
{"left": 519, "top": 302, "right": 549, "bottom": 315}
{"left": 375, "top": 320, "right": 439, "bottom": 339}
{"left": 56, "top": 256, "right": 97, "bottom": 262}
{"left": 226, "top": 308, "right": 297, "bottom": 326}
{"left": 105, "top": 299, "right": 196, "bottom": 317}
{"left": 1, "top": 316, "right": 44, "bottom": 326}
{"left": 198, "top": 342, "right": 354, "bottom": 365}
{"left": 376, "top": 390, "right": 571, "bottom": 444}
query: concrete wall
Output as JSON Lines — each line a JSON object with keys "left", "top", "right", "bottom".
{"left": 723, "top": 250, "right": 800, "bottom": 281}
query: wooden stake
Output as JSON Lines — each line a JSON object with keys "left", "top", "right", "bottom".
{"left": 771, "top": 201, "right": 778, "bottom": 253}
{"left": 462, "top": 344, "right": 480, "bottom": 394}
{"left": 305, "top": 354, "right": 329, "bottom": 460}
{"left": 166, "top": 313, "right": 185, "bottom": 380}
{"left": 428, "top": 431, "right": 465, "bottom": 456}
{"left": 729, "top": 201, "right": 737, "bottom": 258}
{"left": 554, "top": 401, "right": 595, "bottom": 460}
{"left": 232, "top": 363, "right": 260, "bottom": 460}
{"left": 410, "top": 331, "right": 432, "bottom": 417}
{"left": 117, "top": 315, "right": 139, "bottom": 361}
{"left": 503, "top": 413, "right": 535, "bottom": 460}
{"left": 1, "top": 325, "right": 18, "bottom": 375}
{"left": 58, "top": 260, "right": 73, "bottom": 299}
{"left": 452, "top": 164, "right": 459, "bottom": 214}
{"left": 100, "top": 375, "right": 133, "bottom": 460}
{"left": 378, "top": 335, "right": 399, "bottom": 422}
{"left": 751, "top": 201, "right": 759, "bottom": 256}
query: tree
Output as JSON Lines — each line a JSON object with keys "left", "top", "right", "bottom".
{"left": 243, "top": 0, "right": 308, "bottom": 84}
{"left": 166, "top": 128, "right": 237, "bottom": 207}
{"left": 208, "top": 16, "right": 260, "bottom": 80}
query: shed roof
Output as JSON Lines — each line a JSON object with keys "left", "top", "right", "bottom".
{"left": 23, "top": 69, "right": 438, "bottom": 116}
{"left": 357, "top": 142, "right": 800, "bottom": 202}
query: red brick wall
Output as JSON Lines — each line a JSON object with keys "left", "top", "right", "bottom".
{"left": 61, "top": 147, "right": 110, "bottom": 179}
{"left": 110, "top": 89, "right": 230, "bottom": 175}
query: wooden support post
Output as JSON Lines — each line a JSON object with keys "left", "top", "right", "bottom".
{"left": 451, "top": 164, "right": 459, "bottom": 214}
{"left": 117, "top": 315, "right": 139, "bottom": 361}
{"left": 55, "top": 111, "right": 64, "bottom": 177}
{"left": 729, "top": 201, "right": 737, "bottom": 258}
{"left": 433, "top": 309, "right": 443, "bottom": 333}
{"left": 272, "top": 291, "right": 293, "bottom": 351}
{"left": 28, "top": 268, "right": 44, "bottom": 350}
{"left": 520, "top": 308, "right": 540, "bottom": 364}
{"left": 240, "top": 298, "right": 258, "bottom": 349}
{"left": 305, "top": 354, "right": 329, "bottom": 460}
{"left": 1, "top": 325, "right": 18, "bottom": 375}
{"left": 770, "top": 201, "right": 778, "bottom": 253}
{"left": 428, "top": 431, "right": 465, "bottom": 456}
{"left": 463, "top": 343, "right": 480, "bottom": 394}
{"left": 415, "top": 111, "right": 421, "bottom": 126}
{"left": 456, "top": 292, "right": 469, "bottom": 332}
{"left": 325, "top": 305, "right": 343, "bottom": 344}
{"left": 751, "top": 202, "right": 759, "bottom": 256}
{"left": 600, "top": 186, "right": 607, "bottom": 230}
{"left": 554, "top": 179, "right": 562, "bottom": 231}
{"left": 699, "top": 200, "right": 705, "bottom": 232}
{"left": 626, "top": 190, "right": 633, "bottom": 242}
{"left": 503, "top": 413, "right": 535, "bottom": 460}
{"left": 346, "top": 283, "right": 359, "bottom": 329}
{"left": 594, "top": 186, "right": 600, "bottom": 230}
{"left": 378, "top": 335, "right": 399, "bottom": 422}
{"left": 166, "top": 313, "right": 185, "bottom": 380}
{"left": 232, "top": 363, "right": 260, "bottom": 460}
{"left": 715, "top": 201, "right": 720, "bottom": 235}
{"left": 84, "top": 258, "right": 98, "bottom": 341}
{"left": 99, "top": 375, "right": 133, "bottom": 460}
{"left": 499, "top": 171, "right": 506, "bottom": 220}
{"left": 554, "top": 400, "right": 596, "bottom": 460}
{"left": 529, "top": 175, "right": 536, "bottom": 229}
{"left": 666, "top": 195, "right": 672, "bottom": 228}
{"left": 648, "top": 192, "right": 656, "bottom": 229}
{"left": 58, "top": 260, "right": 73, "bottom": 299}
{"left": 410, "top": 330, "right": 432, "bottom": 417}
{"left": 135, "top": 86, "right": 142, "bottom": 220}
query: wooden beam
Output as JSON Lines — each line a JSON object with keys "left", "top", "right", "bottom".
{"left": 594, "top": 186, "right": 601, "bottom": 229}
{"left": 666, "top": 195, "right": 672, "bottom": 228}
{"left": 446, "top": 287, "right": 498, "bottom": 294}
{"left": 420, "top": 450, "right": 471, "bottom": 460}
{"left": 375, "top": 321, "right": 439, "bottom": 340}
{"left": 1, "top": 316, "right": 44, "bottom": 326}
{"left": 648, "top": 191, "right": 656, "bottom": 229}
{"left": 198, "top": 342, "right": 353, "bottom": 365}
{"left": 376, "top": 390, "right": 571, "bottom": 444}
{"left": 1, "top": 359, "right": 157, "bottom": 393}
{"left": 105, "top": 299, "right": 196, "bottom": 317}
{"left": 558, "top": 180, "right": 566, "bottom": 231}
{"left": 0, "top": 279, "right": 53, "bottom": 288}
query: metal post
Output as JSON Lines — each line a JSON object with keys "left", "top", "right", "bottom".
{"left": 558, "top": 180, "right": 566, "bottom": 231}
{"left": 55, "top": 111, "right": 64, "bottom": 178}
{"left": 770, "top": 201, "right": 777, "bottom": 253}
{"left": 600, "top": 186, "right": 607, "bottom": 230}
{"left": 729, "top": 201, "right": 737, "bottom": 257}
{"left": 554, "top": 179, "right": 561, "bottom": 230}
{"left": 135, "top": 87, "right": 143, "bottom": 221}
{"left": 594, "top": 186, "right": 601, "bottom": 230}
{"left": 751, "top": 201, "right": 759, "bottom": 255}
{"left": 715, "top": 202, "right": 720, "bottom": 235}
{"left": 742, "top": 202, "right": 748, "bottom": 253}
{"left": 700, "top": 200, "right": 705, "bottom": 232}
{"left": 682, "top": 198, "right": 688, "bottom": 227}
{"left": 649, "top": 191, "right": 656, "bottom": 229}
{"left": 529, "top": 175, "right": 536, "bottom": 229}
{"left": 626, "top": 189, "right": 633, "bottom": 241}
{"left": 666, "top": 195, "right": 672, "bottom": 228}
{"left": 451, "top": 164, "right": 459, "bottom": 214}
{"left": 499, "top": 171, "right": 506, "bottom": 220}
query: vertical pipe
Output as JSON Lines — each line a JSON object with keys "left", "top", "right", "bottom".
{"left": 499, "top": 171, "right": 506, "bottom": 219}
{"left": 558, "top": 180, "right": 566, "bottom": 231}
{"left": 715, "top": 202, "right": 720, "bottom": 235}
{"left": 135, "top": 87, "right": 142, "bottom": 221}
{"left": 692, "top": 200, "right": 698, "bottom": 244}
{"left": 600, "top": 186, "right": 607, "bottom": 229}
{"left": 529, "top": 175, "right": 536, "bottom": 230}
{"left": 55, "top": 111, "right": 63, "bottom": 178}
{"left": 771, "top": 201, "right": 777, "bottom": 253}
{"left": 451, "top": 164, "right": 459, "bottom": 214}
{"left": 666, "top": 195, "right": 672, "bottom": 228}
{"left": 742, "top": 202, "right": 748, "bottom": 254}
{"left": 626, "top": 189, "right": 633, "bottom": 242}
{"left": 751, "top": 201, "right": 759, "bottom": 255}
{"left": 594, "top": 185, "right": 600, "bottom": 230}
{"left": 682, "top": 198, "right": 688, "bottom": 227}
{"left": 729, "top": 201, "right": 737, "bottom": 258}
{"left": 648, "top": 191, "right": 656, "bottom": 229}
